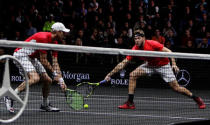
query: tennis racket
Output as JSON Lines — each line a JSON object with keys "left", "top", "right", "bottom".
{"left": 64, "top": 80, "right": 106, "bottom": 110}
{"left": 65, "top": 88, "right": 84, "bottom": 110}
{"left": 76, "top": 80, "right": 107, "bottom": 98}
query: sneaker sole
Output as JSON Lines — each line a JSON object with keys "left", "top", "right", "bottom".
{"left": 199, "top": 105, "right": 206, "bottom": 109}
{"left": 118, "top": 107, "right": 135, "bottom": 109}
{"left": 40, "top": 109, "right": 60, "bottom": 112}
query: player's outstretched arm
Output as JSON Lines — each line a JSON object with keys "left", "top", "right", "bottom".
{"left": 105, "top": 58, "right": 130, "bottom": 81}
{"left": 52, "top": 56, "right": 67, "bottom": 91}
{"left": 39, "top": 52, "right": 54, "bottom": 72}
{"left": 162, "top": 47, "right": 179, "bottom": 73}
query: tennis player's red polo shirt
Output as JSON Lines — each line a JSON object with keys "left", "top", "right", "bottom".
{"left": 14, "top": 32, "right": 58, "bottom": 58}
{"left": 126, "top": 40, "right": 170, "bottom": 66}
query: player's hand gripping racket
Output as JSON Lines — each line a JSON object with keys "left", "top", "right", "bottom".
{"left": 76, "top": 80, "right": 107, "bottom": 98}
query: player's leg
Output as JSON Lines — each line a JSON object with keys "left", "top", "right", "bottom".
{"left": 4, "top": 56, "right": 40, "bottom": 113}
{"left": 169, "top": 80, "right": 206, "bottom": 109}
{"left": 39, "top": 73, "right": 59, "bottom": 112}
{"left": 33, "top": 59, "right": 60, "bottom": 112}
{"left": 40, "top": 73, "right": 52, "bottom": 104}
{"left": 16, "top": 71, "right": 40, "bottom": 93}
{"left": 118, "top": 64, "right": 148, "bottom": 109}
{"left": 13, "top": 55, "right": 41, "bottom": 93}
{"left": 169, "top": 80, "right": 192, "bottom": 96}
{"left": 159, "top": 63, "right": 206, "bottom": 109}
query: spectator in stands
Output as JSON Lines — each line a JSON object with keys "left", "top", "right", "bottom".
{"left": 89, "top": 0, "right": 99, "bottom": 10}
{"left": 195, "top": 4, "right": 207, "bottom": 22}
{"left": 165, "top": 29, "right": 177, "bottom": 47}
{"left": 180, "top": 29, "right": 194, "bottom": 48}
{"left": 13, "top": 31, "right": 23, "bottom": 41}
{"left": 185, "top": 19, "right": 197, "bottom": 36}
{"left": 134, "top": 15, "right": 146, "bottom": 30}
{"left": 196, "top": 24, "right": 207, "bottom": 38}
{"left": 89, "top": 28, "right": 99, "bottom": 47}
{"left": 107, "top": 15, "right": 116, "bottom": 33}
{"left": 152, "top": 11, "right": 162, "bottom": 28}
{"left": 115, "top": 36, "right": 127, "bottom": 49}
{"left": 163, "top": 21, "right": 177, "bottom": 37}
{"left": 75, "top": 37, "right": 83, "bottom": 46}
{"left": 146, "top": 0, "right": 159, "bottom": 25}
{"left": 152, "top": 29, "right": 166, "bottom": 45}
{"left": 74, "top": 37, "right": 87, "bottom": 64}
{"left": 197, "top": 37, "right": 209, "bottom": 48}
{"left": 0, "top": 32, "right": 7, "bottom": 40}
{"left": 25, "top": 21, "right": 37, "bottom": 37}
{"left": 78, "top": 2, "right": 88, "bottom": 20}
{"left": 106, "top": 27, "right": 116, "bottom": 47}
{"left": 123, "top": 22, "right": 133, "bottom": 38}
{"left": 186, "top": 40, "right": 196, "bottom": 49}
{"left": 76, "top": 29, "right": 86, "bottom": 44}
{"left": 125, "top": 13, "right": 133, "bottom": 29}
{"left": 195, "top": 0, "right": 208, "bottom": 12}
{"left": 43, "top": 14, "right": 55, "bottom": 32}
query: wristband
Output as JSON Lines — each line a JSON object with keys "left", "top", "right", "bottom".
{"left": 58, "top": 77, "right": 64, "bottom": 84}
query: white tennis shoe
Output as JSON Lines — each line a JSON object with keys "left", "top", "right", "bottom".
{"left": 4, "top": 96, "right": 15, "bottom": 113}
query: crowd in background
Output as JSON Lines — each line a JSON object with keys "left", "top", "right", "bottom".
{"left": 0, "top": 0, "right": 210, "bottom": 59}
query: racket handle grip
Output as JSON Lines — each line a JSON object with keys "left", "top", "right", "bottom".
{"left": 100, "top": 80, "right": 107, "bottom": 84}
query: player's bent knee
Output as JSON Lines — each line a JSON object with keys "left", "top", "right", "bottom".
{"left": 169, "top": 82, "right": 181, "bottom": 92}
{"left": 129, "top": 72, "right": 139, "bottom": 80}
{"left": 40, "top": 73, "right": 52, "bottom": 84}
{"left": 28, "top": 72, "right": 40, "bottom": 84}
{"left": 31, "top": 75, "right": 40, "bottom": 84}
{"left": 42, "top": 77, "right": 52, "bottom": 85}
{"left": 170, "top": 84, "right": 183, "bottom": 92}
{"left": 129, "top": 74, "right": 136, "bottom": 80}
{"left": 172, "top": 86, "right": 180, "bottom": 92}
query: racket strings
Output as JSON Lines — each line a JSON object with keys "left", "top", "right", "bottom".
{"left": 76, "top": 83, "right": 93, "bottom": 97}
{"left": 66, "top": 90, "right": 84, "bottom": 110}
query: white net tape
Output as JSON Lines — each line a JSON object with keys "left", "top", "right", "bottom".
{"left": 0, "top": 40, "right": 210, "bottom": 60}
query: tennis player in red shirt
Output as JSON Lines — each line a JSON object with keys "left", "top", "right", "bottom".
{"left": 4, "top": 22, "right": 69, "bottom": 113}
{"left": 105, "top": 29, "right": 205, "bottom": 109}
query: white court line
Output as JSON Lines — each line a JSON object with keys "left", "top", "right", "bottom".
{"left": 28, "top": 91, "right": 210, "bottom": 101}
{"left": 22, "top": 98, "right": 210, "bottom": 105}
{"left": 2, "top": 92, "right": 210, "bottom": 105}
{"left": 26, "top": 92, "right": 210, "bottom": 104}
{"left": 11, "top": 92, "right": 210, "bottom": 105}
{"left": 1, "top": 107, "right": 206, "bottom": 121}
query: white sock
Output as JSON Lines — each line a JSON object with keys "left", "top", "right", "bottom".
{"left": 15, "top": 88, "right": 19, "bottom": 94}
{"left": 43, "top": 98, "right": 49, "bottom": 106}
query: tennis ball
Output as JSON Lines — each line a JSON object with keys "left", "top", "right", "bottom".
{"left": 84, "top": 104, "right": 89, "bottom": 108}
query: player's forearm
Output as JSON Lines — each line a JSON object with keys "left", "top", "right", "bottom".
{"left": 53, "top": 63, "right": 61, "bottom": 74}
{"left": 107, "top": 59, "right": 128, "bottom": 77}
{"left": 41, "top": 60, "right": 54, "bottom": 72}
{"left": 171, "top": 58, "right": 176, "bottom": 66}
{"left": 162, "top": 47, "right": 177, "bottom": 66}
{"left": 52, "top": 57, "right": 61, "bottom": 74}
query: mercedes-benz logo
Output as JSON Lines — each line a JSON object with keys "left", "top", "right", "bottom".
{"left": 176, "top": 69, "right": 190, "bottom": 87}
{"left": 0, "top": 55, "right": 29, "bottom": 123}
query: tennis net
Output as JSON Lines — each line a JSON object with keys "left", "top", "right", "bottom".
{"left": 0, "top": 40, "right": 210, "bottom": 125}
